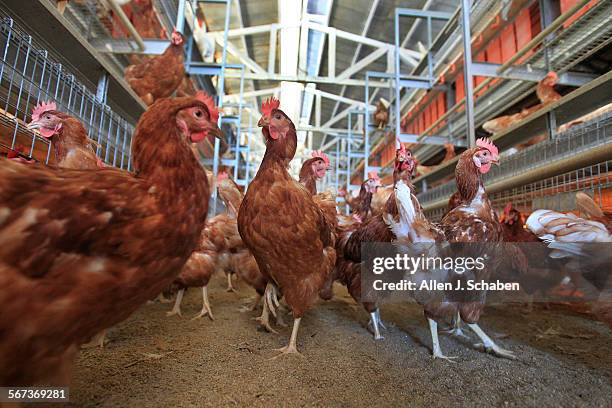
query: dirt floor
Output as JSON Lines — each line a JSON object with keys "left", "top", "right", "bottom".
{"left": 69, "top": 274, "right": 612, "bottom": 407}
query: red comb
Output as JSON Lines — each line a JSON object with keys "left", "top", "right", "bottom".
{"left": 31, "top": 100, "right": 57, "bottom": 122}
{"left": 311, "top": 150, "right": 330, "bottom": 168}
{"left": 398, "top": 143, "right": 407, "bottom": 155}
{"left": 476, "top": 137, "right": 499, "bottom": 157}
{"left": 261, "top": 97, "right": 280, "bottom": 117}
{"left": 367, "top": 170, "right": 380, "bottom": 180}
{"left": 195, "top": 91, "right": 219, "bottom": 123}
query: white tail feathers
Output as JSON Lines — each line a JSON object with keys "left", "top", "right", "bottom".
{"left": 526, "top": 209, "right": 611, "bottom": 243}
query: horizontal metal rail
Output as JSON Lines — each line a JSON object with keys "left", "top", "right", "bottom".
{"left": 418, "top": 111, "right": 612, "bottom": 211}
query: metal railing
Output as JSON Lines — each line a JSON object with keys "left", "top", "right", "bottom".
{"left": 0, "top": 17, "right": 134, "bottom": 169}
{"left": 418, "top": 109, "right": 612, "bottom": 206}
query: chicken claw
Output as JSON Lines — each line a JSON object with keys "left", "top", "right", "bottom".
{"left": 428, "top": 318, "right": 457, "bottom": 362}
{"left": 468, "top": 323, "right": 516, "bottom": 360}
{"left": 226, "top": 273, "right": 238, "bottom": 293}
{"left": 166, "top": 289, "right": 185, "bottom": 317}
{"left": 192, "top": 286, "right": 214, "bottom": 321}
{"left": 239, "top": 294, "right": 261, "bottom": 313}
{"left": 269, "top": 318, "right": 303, "bottom": 359}
{"left": 441, "top": 312, "right": 470, "bottom": 339}
{"left": 254, "top": 297, "right": 278, "bottom": 333}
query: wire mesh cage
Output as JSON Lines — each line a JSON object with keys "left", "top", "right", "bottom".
{"left": 418, "top": 110, "right": 612, "bottom": 207}
{"left": 0, "top": 17, "right": 134, "bottom": 169}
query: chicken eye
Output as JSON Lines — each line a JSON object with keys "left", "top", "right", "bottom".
{"left": 194, "top": 110, "right": 203, "bottom": 118}
{"left": 274, "top": 114, "right": 281, "bottom": 120}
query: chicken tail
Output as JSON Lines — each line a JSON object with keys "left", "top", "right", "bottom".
{"left": 576, "top": 192, "right": 605, "bottom": 219}
{"left": 385, "top": 180, "right": 420, "bottom": 242}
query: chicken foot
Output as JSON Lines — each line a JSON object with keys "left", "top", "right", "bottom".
{"left": 239, "top": 294, "right": 262, "bottom": 313}
{"left": 468, "top": 323, "right": 516, "bottom": 360}
{"left": 192, "top": 286, "right": 214, "bottom": 320}
{"left": 254, "top": 296, "right": 278, "bottom": 333}
{"left": 166, "top": 288, "right": 185, "bottom": 317}
{"left": 82, "top": 330, "right": 107, "bottom": 349}
{"left": 226, "top": 273, "right": 237, "bottom": 293}
{"left": 428, "top": 318, "right": 457, "bottom": 362}
{"left": 441, "top": 312, "right": 470, "bottom": 339}
{"left": 270, "top": 317, "right": 303, "bottom": 358}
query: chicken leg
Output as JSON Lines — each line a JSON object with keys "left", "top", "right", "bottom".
{"left": 82, "top": 330, "right": 107, "bottom": 349}
{"left": 441, "top": 312, "right": 470, "bottom": 339}
{"left": 271, "top": 317, "right": 302, "bottom": 358}
{"left": 239, "top": 294, "right": 262, "bottom": 313}
{"left": 166, "top": 288, "right": 185, "bottom": 317}
{"left": 428, "top": 318, "right": 457, "bottom": 361}
{"left": 367, "top": 308, "right": 385, "bottom": 340}
{"left": 226, "top": 273, "right": 237, "bottom": 293}
{"left": 254, "top": 296, "right": 278, "bottom": 333}
{"left": 468, "top": 323, "right": 516, "bottom": 360}
{"left": 192, "top": 286, "right": 214, "bottom": 320}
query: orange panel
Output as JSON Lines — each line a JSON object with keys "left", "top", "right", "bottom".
{"left": 514, "top": 9, "right": 533, "bottom": 49}
{"left": 486, "top": 37, "right": 502, "bottom": 64}
{"left": 424, "top": 105, "right": 431, "bottom": 130}
{"left": 501, "top": 24, "right": 517, "bottom": 62}
{"left": 437, "top": 94, "right": 446, "bottom": 116}
{"left": 455, "top": 73, "right": 465, "bottom": 104}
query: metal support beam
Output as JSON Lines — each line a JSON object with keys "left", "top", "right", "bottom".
{"left": 336, "top": 47, "right": 388, "bottom": 81}
{"left": 471, "top": 62, "right": 597, "bottom": 86}
{"left": 460, "top": 0, "right": 476, "bottom": 148}
{"left": 398, "top": 133, "right": 466, "bottom": 146}
{"left": 328, "top": 27, "right": 336, "bottom": 78}
{"left": 96, "top": 72, "right": 109, "bottom": 104}
{"left": 268, "top": 25, "right": 277, "bottom": 74}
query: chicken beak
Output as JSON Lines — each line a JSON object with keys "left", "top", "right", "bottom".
{"left": 26, "top": 121, "right": 41, "bottom": 130}
{"left": 210, "top": 125, "right": 224, "bottom": 140}
{"left": 258, "top": 115, "right": 269, "bottom": 128}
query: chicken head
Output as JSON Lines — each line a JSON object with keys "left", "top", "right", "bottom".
{"left": 176, "top": 92, "right": 223, "bottom": 143}
{"left": 27, "top": 101, "right": 63, "bottom": 138}
{"left": 472, "top": 137, "right": 499, "bottom": 174}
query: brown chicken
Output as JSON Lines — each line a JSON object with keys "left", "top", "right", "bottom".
{"left": 166, "top": 225, "right": 218, "bottom": 320}
{"left": 373, "top": 100, "right": 389, "bottom": 129}
{"left": 299, "top": 150, "right": 330, "bottom": 195}
{"left": 387, "top": 138, "right": 517, "bottom": 360}
{"left": 482, "top": 72, "right": 562, "bottom": 135}
{"left": 371, "top": 144, "right": 417, "bottom": 215}
{"left": 167, "top": 169, "right": 249, "bottom": 318}
{"left": 537, "top": 71, "right": 562, "bottom": 105}
{"left": 0, "top": 95, "right": 222, "bottom": 386}
{"left": 125, "top": 29, "right": 185, "bottom": 106}
{"left": 237, "top": 97, "right": 337, "bottom": 355}
{"left": 130, "top": 0, "right": 159, "bottom": 39}
{"left": 334, "top": 144, "right": 416, "bottom": 339}
{"left": 339, "top": 171, "right": 381, "bottom": 222}
{"left": 26, "top": 101, "right": 104, "bottom": 169}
